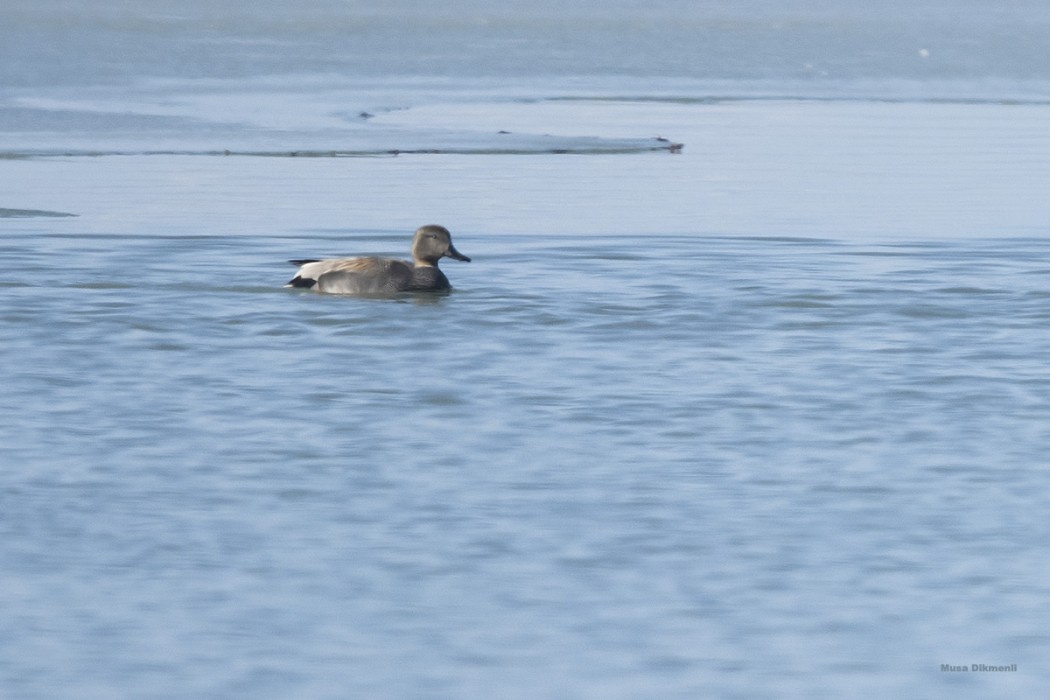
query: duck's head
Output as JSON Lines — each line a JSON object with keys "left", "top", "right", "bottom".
{"left": 412, "top": 225, "right": 471, "bottom": 266}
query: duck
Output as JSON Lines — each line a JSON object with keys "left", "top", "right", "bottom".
{"left": 285, "top": 225, "right": 470, "bottom": 294}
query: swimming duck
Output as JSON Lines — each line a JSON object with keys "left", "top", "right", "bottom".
{"left": 286, "top": 225, "right": 470, "bottom": 294}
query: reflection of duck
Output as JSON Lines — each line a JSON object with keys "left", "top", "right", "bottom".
{"left": 285, "top": 225, "right": 471, "bottom": 294}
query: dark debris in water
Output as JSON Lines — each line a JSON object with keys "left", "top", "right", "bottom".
{"left": 655, "top": 136, "right": 684, "bottom": 153}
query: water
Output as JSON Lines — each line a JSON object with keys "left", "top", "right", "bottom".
{"left": 3, "top": 2, "right": 1050, "bottom": 698}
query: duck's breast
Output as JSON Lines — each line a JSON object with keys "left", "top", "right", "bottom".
{"left": 407, "top": 266, "right": 451, "bottom": 291}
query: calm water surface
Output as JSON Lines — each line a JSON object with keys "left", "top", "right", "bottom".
{"left": 3, "top": 232, "right": 1050, "bottom": 698}
{"left": 3, "top": 1, "right": 1050, "bottom": 697}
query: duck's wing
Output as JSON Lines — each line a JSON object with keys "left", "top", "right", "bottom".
{"left": 286, "top": 257, "right": 374, "bottom": 289}
{"left": 290, "top": 257, "right": 412, "bottom": 294}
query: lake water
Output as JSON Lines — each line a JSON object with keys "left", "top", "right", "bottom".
{"left": 3, "top": 2, "right": 1050, "bottom": 698}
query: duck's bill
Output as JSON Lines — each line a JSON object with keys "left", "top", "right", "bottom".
{"left": 446, "top": 245, "right": 471, "bottom": 262}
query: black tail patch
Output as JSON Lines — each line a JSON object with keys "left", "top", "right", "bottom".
{"left": 289, "top": 259, "right": 320, "bottom": 266}
{"left": 287, "top": 276, "right": 317, "bottom": 288}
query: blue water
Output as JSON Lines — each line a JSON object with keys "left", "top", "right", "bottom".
{"left": 3, "top": 2, "right": 1050, "bottom": 698}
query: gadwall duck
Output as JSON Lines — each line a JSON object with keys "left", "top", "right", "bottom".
{"left": 285, "top": 225, "right": 470, "bottom": 294}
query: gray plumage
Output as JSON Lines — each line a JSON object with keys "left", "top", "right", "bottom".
{"left": 285, "top": 225, "right": 470, "bottom": 294}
